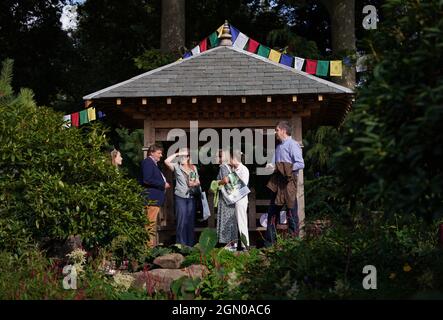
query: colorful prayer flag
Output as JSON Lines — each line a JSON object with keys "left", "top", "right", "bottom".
{"left": 294, "top": 57, "right": 305, "bottom": 71}
{"left": 233, "top": 32, "right": 249, "bottom": 50}
{"left": 209, "top": 32, "right": 219, "bottom": 48}
{"left": 316, "top": 60, "right": 329, "bottom": 77}
{"left": 183, "top": 52, "right": 192, "bottom": 59}
{"left": 230, "top": 25, "right": 240, "bottom": 44}
{"left": 257, "top": 45, "right": 271, "bottom": 58}
{"left": 330, "top": 60, "right": 343, "bottom": 76}
{"left": 199, "top": 38, "right": 207, "bottom": 52}
{"left": 268, "top": 49, "right": 282, "bottom": 63}
{"left": 217, "top": 25, "right": 224, "bottom": 37}
{"left": 87, "top": 107, "right": 96, "bottom": 121}
{"left": 247, "top": 38, "right": 259, "bottom": 53}
{"left": 71, "top": 112, "right": 79, "bottom": 127}
{"left": 97, "top": 111, "right": 106, "bottom": 119}
{"left": 63, "top": 114, "right": 71, "bottom": 128}
{"left": 191, "top": 45, "right": 200, "bottom": 56}
{"left": 79, "top": 109, "right": 88, "bottom": 125}
{"left": 305, "top": 59, "right": 318, "bottom": 74}
{"left": 280, "top": 54, "right": 293, "bottom": 67}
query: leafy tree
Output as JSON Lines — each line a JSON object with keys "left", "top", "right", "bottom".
{"left": 73, "top": 0, "right": 162, "bottom": 99}
{"left": 0, "top": 0, "right": 76, "bottom": 107}
{"left": 0, "top": 60, "right": 149, "bottom": 258}
{"left": 303, "top": 126, "right": 340, "bottom": 177}
{"left": 115, "top": 128, "right": 145, "bottom": 180}
{"left": 333, "top": 0, "right": 443, "bottom": 222}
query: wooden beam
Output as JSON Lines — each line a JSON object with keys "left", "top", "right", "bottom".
{"left": 151, "top": 118, "right": 282, "bottom": 129}
{"left": 132, "top": 113, "right": 147, "bottom": 120}
{"left": 291, "top": 114, "right": 305, "bottom": 238}
{"left": 248, "top": 188, "right": 257, "bottom": 229}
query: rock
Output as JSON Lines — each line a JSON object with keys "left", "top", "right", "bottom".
{"left": 153, "top": 253, "right": 185, "bottom": 269}
{"left": 184, "top": 264, "right": 209, "bottom": 278}
{"left": 132, "top": 268, "right": 188, "bottom": 292}
{"left": 131, "top": 264, "right": 209, "bottom": 293}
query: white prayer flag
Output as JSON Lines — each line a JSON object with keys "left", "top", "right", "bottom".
{"left": 294, "top": 57, "right": 305, "bottom": 71}
{"left": 191, "top": 45, "right": 200, "bottom": 56}
{"left": 233, "top": 32, "right": 249, "bottom": 50}
{"left": 63, "top": 114, "right": 71, "bottom": 128}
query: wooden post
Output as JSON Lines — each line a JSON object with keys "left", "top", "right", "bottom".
{"left": 248, "top": 188, "right": 257, "bottom": 229}
{"left": 207, "top": 192, "right": 216, "bottom": 228}
{"left": 143, "top": 119, "right": 155, "bottom": 158}
{"left": 291, "top": 115, "right": 305, "bottom": 238}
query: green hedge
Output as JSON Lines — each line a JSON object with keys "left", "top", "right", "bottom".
{"left": 0, "top": 59, "right": 148, "bottom": 259}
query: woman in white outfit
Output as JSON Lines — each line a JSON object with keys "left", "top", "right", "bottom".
{"left": 230, "top": 150, "right": 250, "bottom": 249}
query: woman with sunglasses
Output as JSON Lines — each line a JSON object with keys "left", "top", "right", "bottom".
{"left": 165, "top": 148, "right": 200, "bottom": 247}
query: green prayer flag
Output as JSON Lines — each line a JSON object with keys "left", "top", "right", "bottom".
{"left": 209, "top": 32, "right": 219, "bottom": 48}
{"left": 316, "top": 60, "right": 329, "bottom": 77}
{"left": 257, "top": 45, "right": 271, "bottom": 58}
{"left": 79, "top": 109, "right": 89, "bottom": 125}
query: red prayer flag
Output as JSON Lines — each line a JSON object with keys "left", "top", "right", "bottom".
{"left": 247, "top": 38, "right": 259, "bottom": 53}
{"left": 71, "top": 112, "right": 80, "bottom": 127}
{"left": 199, "top": 38, "right": 207, "bottom": 53}
{"left": 306, "top": 59, "right": 318, "bottom": 74}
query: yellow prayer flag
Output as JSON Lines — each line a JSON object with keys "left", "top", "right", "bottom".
{"left": 217, "top": 25, "right": 224, "bottom": 38}
{"left": 87, "top": 107, "right": 96, "bottom": 121}
{"left": 268, "top": 49, "right": 282, "bottom": 63}
{"left": 330, "top": 60, "right": 343, "bottom": 77}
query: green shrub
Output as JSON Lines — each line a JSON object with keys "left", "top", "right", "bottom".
{"left": 0, "top": 59, "right": 148, "bottom": 259}
{"left": 237, "top": 219, "right": 443, "bottom": 299}
{"left": 333, "top": 0, "right": 443, "bottom": 221}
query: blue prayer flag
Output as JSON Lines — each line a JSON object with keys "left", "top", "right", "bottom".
{"left": 280, "top": 54, "right": 293, "bottom": 67}
{"left": 230, "top": 25, "right": 240, "bottom": 44}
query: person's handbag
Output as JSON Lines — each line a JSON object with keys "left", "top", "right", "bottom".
{"left": 200, "top": 188, "right": 211, "bottom": 220}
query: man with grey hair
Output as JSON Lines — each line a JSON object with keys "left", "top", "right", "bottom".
{"left": 265, "top": 120, "right": 304, "bottom": 246}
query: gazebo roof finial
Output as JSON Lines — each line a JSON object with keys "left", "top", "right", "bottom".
{"left": 219, "top": 20, "right": 232, "bottom": 46}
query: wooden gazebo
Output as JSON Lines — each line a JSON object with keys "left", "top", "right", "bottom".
{"left": 83, "top": 23, "right": 353, "bottom": 245}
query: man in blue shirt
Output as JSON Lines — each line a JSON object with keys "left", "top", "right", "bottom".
{"left": 265, "top": 121, "right": 304, "bottom": 246}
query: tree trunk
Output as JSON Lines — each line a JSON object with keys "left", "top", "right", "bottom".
{"left": 321, "top": 0, "right": 356, "bottom": 89}
{"left": 160, "top": 0, "right": 185, "bottom": 54}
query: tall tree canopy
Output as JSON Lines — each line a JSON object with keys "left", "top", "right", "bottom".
{"left": 0, "top": 0, "right": 75, "bottom": 107}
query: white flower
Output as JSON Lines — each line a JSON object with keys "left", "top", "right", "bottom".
{"left": 66, "top": 248, "right": 87, "bottom": 266}
{"left": 112, "top": 273, "right": 134, "bottom": 291}
{"left": 287, "top": 280, "right": 299, "bottom": 299}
